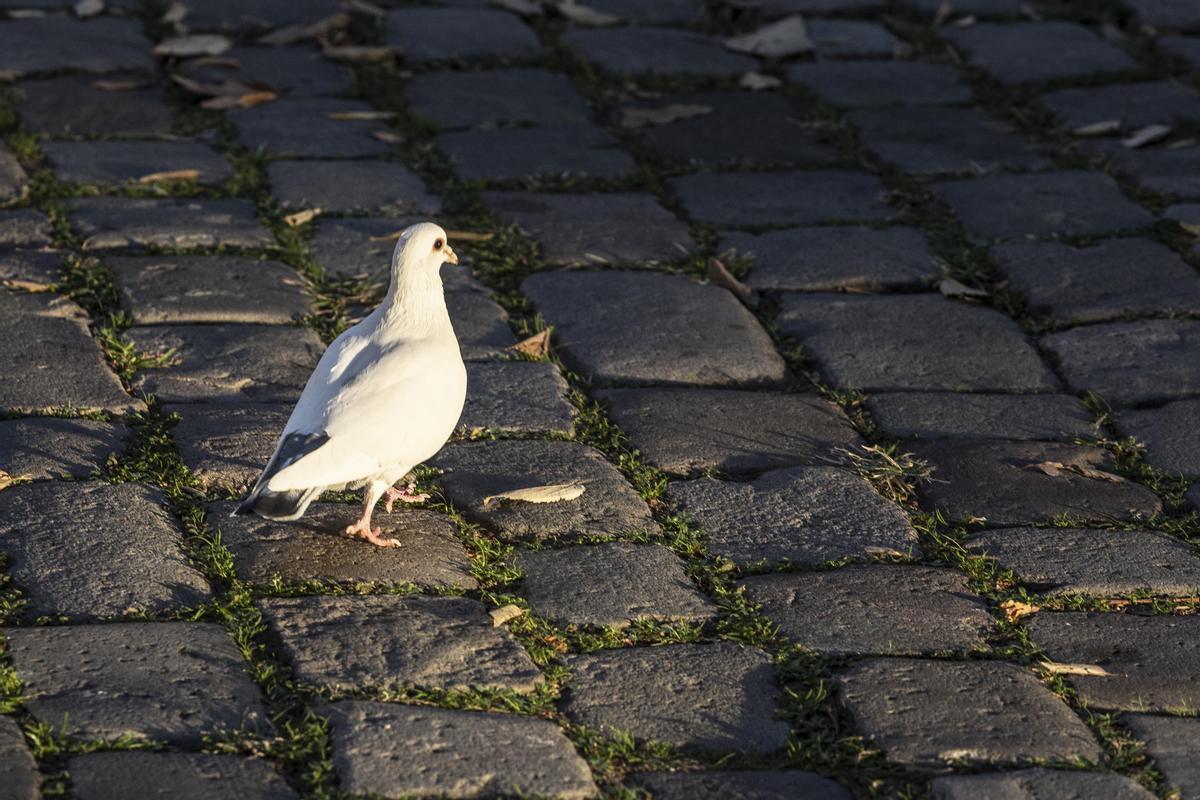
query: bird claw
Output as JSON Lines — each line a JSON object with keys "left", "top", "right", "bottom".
{"left": 384, "top": 484, "right": 430, "bottom": 513}
{"left": 342, "top": 522, "right": 401, "bottom": 548}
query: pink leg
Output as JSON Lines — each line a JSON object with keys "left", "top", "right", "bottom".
{"left": 342, "top": 482, "right": 401, "bottom": 547}
{"left": 383, "top": 480, "right": 429, "bottom": 513}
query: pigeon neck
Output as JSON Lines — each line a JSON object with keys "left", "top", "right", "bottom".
{"left": 380, "top": 268, "right": 450, "bottom": 333}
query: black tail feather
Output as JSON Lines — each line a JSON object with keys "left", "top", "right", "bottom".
{"left": 235, "top": 431, "right": 330, "bottom": 521}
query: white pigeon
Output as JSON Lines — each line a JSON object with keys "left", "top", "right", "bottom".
{"left": 236, "top": 222, "right": 467, "bottom": 547}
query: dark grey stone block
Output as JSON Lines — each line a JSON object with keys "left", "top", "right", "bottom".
{"left": 437, "top": 125, "right": 636, "bottom": 181}
{"left": 183, "top": 0, "right": 335, "bottom": 33}
{"left": 903, "top": 0, "right": 1026, "bottom": 14}
{"left": 1041, "top": 320, "right": 1200, "bottom": 407}
{"left": 910, "top": 439, "right": 1163, "bottom": 525}
{"left": 165, "top": 402, "right": 289, "bottom": 490}
{"left": 726, "top": 226, "right": 937, "bottom": 292}
{"left": 228, "top": 98, "right": 391, "bottom": 159}
{"left": 386, "top": 7, "right": 540, "bottom": 63}
{"left": 742, "top": 566, "right": 991, "bottom": 655}
{"left": 851, "top": 106, "right": 1048, "bottom": 175}
{"left": 522, "top": 270, "right": 786, "bottom": 387}
{"left": 991, "top": 238, "right": 1200, "bottom": 323}
{"left": 446, "top": 279, "right": 521, "bottom": 361}
{"left": 179, "top": 45, "right": 350, "bottom": 97}
{"left": 629, "top": 771, "right": 852, "bottom": 800}
{"left": 1040, "top": 81, "right": 1200, "bottom": 132}
{"left": 598, "top": 387, "right": 860, "bottom": 476}
{"left": 515, "top": 542, "right": 716, "bottom": 628}
{"left": 267, "top": 160, "right": 440, "bottom": 215}
{"left": 0, "top": 481, "right": 210, "bottom": 620}
{"left": 670, "top": 170, "right": 895, "bottom": 226}
{"left": 563, "top": 27, "right": 757, "bottom": 76}
{"left": 1122, "top": 714, "right": 1200, "bottom": 800}
{"left": 746, "top": 0, "right": 883, "bottom": 11}
{"left": 1088, "top": 139, "right": 1200, "bottom": 197}
{"left": 936, "top": 171, "right": 1154, "bottom": 239}
{"left": 462, "top": 361, "right": 574, "bottom": 435}
{"left": 126, "top": 324, "right": 324, "bottom": 403}
{"left": 839, "top": 658, "right": 1102, "bottom": 767}
{"left": 208, "top": 501, "right": 476, "bottom": 590}
{"left": 0, "top": 209, "right": 53, "bottom": 247}
{"left": 578, "top": 0, "right": 706, "bottom": 23}
{"left": 433, "top": 439, "right": 657, "bottom": 542}
{"left": 1027, "top": 612, "right": 1200, "bottom": 712}
{"left": 1116, "top": 399, "right": 1200, "bottom": 478}
{"left": 15, "top": 73, "right": 173, "bottom": 136}
{"left": 1125, "top": 0, "right": 1200, "bottom": 29}
{"left": 944, "top": 21, "right": 1137, "bottom": 84}
{"left": 4, "top": 622, "right": 270, "bottom": 744}
{"left": 0, "top": 248, "right": 61, "bottom": 288}
{"left": 672, "top": 466, "right": 917, "bottom": 565}
{"left": 0, "top": 16, "right": 152, "bottom": 77}
{"left": 1189, "top": 483, "right": 1200, "bottom": 510}
{"left": 627, "top": 91, "right": 840, "bottom": 168}
{"left": 787, "top": 61, "right": 971, "bottom": 107}
{"left": 69, "top": 752, "right": 298, "bottom": 800}
{"left": 259, "top": 594, "right": 542, "bottom": 693}
{"left": 0, "top": 144, "right": 26, "bottom": 202}
{"left": 42, "top": 141, "right": 232, "bottom": 187}
{"left": 0, "top": 292, "right": 140, "bottom": 414}
{"left": 483, "top": 191, "right": 694, "bottom": 267}
{"left": 0, "top": 715, "right": 38, "bottom": 800}
{"left": 70, "top": 197, "right": 275, "bottom": 251}
{"left": 306, "top": 216, "right": 421, "bottom": 280}
{"left": 1161, "top": 35, "right": 1200, "bottom": 69}
{"left": 405, "top": 68, "right": 592, "bottom": 130}
{"left": 866, "top": 393, "right": 1097, "bottom": 441}
{"left": 108, "top": 255, "right": 310, "bottom": 324}
{"left": 932, "top": 769, "right": 1156, "bottom": 800}
{"left": 967, "top": 527, "right": 1200, "bottom": 596}
{"left": 563, "top": 643, "right": 790, "bottom": 754}
{"left": 778, "top": 293, "right": 1056, "bottom": 392}
{"left": 0, "top": 417, "right": 127, "bottom": 481}
{"left": 808, "top": 19, "right": 900, "bottom": 58}
{"left": 322, "top": 701, "right": 596, "bottom": 799}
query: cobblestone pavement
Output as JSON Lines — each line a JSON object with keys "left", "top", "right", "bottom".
{"left": 0, "top": 0, "right": 1198, "bottom": 798}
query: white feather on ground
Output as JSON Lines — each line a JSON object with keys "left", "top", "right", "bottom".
{"left": 236, "top": 221, "right": 467, "bottom": 547}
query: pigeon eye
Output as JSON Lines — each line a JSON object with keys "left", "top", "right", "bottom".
{"left": 433, "top": 239, "right": 444, "bottom": 251}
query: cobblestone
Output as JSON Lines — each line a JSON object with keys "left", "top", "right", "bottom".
{"left": 670, "top": 170, "right": 895, "bottom": 226}
{"left": 14, "top": 73, "right": 173, "bottom": 136}
{"left": 0, "top": 209, "right": 53, "bottom": 247}
{"left": 0, "top": 16, "right": 151, "bottom": 77}
{"left": 405, "top": 68, "right": 592, "bottom": 129}
{"left": 267, "top": 159, "right": 440, "bottom": 215}
{"left": 438, "top": 125, "right": 636, "bottom": 182}
{"left": 166, "top": 402, "right": 290, "bottom": 490}
{"left": 1122, "top": 714, "right": 1200, "bottom": 800}
{"left": 944, "top": 21, "right": 1137, "bottom": 84}
{"left": 866, "top": 393, "right": 1096, "bottom": 441}
{"left": 43, "top": 140, "right": 233, "bottom": 187}
{"left": 1039, "top": 80, "right": 1200, "bottom": 132}
{"left": 562, "top": 643, "right": 790, "bottom": 754}
{"left": 68, "top": 752, "right": 299, "bottom": 800}
{"left": 563, "top": 27, "right": 757, "bottom": 77}
{"left": 180, "top": 45, "right": 350, "bottom": 98}
{"left": 786, "top": 61, "right": 971, "bottom": 107}
{"left": 0, "top": 715, "right": 38, "bottom": 800}
{"left": 0, "top": 143, "right": 26, "bottom": 202}
{"left": 0, "top": 417, "right": 129, "bottom": 480}
{"left": 461, "top": 361, "right": 575, "bottom": 435}
{"left": 386, "top": 7, "right": 540, "bottom": 63}
{"left": 0, "top": 247, "right": 61, "bottom": 288}
{"left": 228, "top": 98, "right": 391, "bottom": 159}
{"left": 932, "top": 770, "right": 1156, "bottom": 800}
{"left": 630, "top": 771, "right": 851, "bottom": 798}
{"left": 70, "top": 197, "right": 275, "bottom": 251}
{"left": 1116, "top": 400, "right": 1200, "bottom": 478}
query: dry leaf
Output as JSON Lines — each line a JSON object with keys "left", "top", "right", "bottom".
{"left": 74, "top": 0, "right": 104, "bottom": 18}
{"left": 938, "top": 277, "right": 988, "bottom": 298}
{"left": 367, "top": 230, "right": 405, "bottom": 242}
{"left": 510, "top": 329, "right": 551, "bottom": 359}
{"left": 933, "top": 1, "right": 953, "bottom": 25}
{"left": 490, "top": 0, "right": 543, "bottom": 14}
{"left": 999, "top": 599, "right": 1040, "bottom": 622}
{"left": 445, "top": 230, "right": 495, "bottom": 242}
{"left": 1122, "top": 124, "right": 1171, "bottom": 149}
{"left": 137, "top": 168, "right": 200, "bottom": 184}
{"left": 284, "top": 208, "right": 321, "bottom": 227}
{"left": 1041, "top": 661, "right": 1114, "bottom": 677}
{"left": 0, "top": 470, "right": 33, "bottom": 490}
{"left": 2, "top": 278, "right": 53, "bottom": 292}
{"left": 171, "top": 73, "right": 274, "bottom": 99}
{"left": 707, "top": 257, "right": 758, "bottom": 307}
{"left": 483, "top": 481, "right": 586, "bottom": 507}
{"left": 726, "top": 15, "right": 813, "bottom": 58}
{"left": 1073, "top": 118, "right": 1121, "bottom": 137}
{"left": 620, "top": 103, "right": 711, "bottom": 129}
{"left": 327, "top": 109, "right": 394, "bottom": 121}
{"left": 340, "top": 0, "right": 386, "bottom": 16}
{"left": 160, "top": 1, "right": 188, "bottom": 25}
{"left": 1020, "top": 2, "right": 1042, "bottom": 21}
{"left": 322, "top": 44, "right": 393, "bottom": 62}
{"left": 952, "top": 14, "right": 977, "bottom": 26}
{"left": 372, "top": 130, "right": 404, "bottom": 143}
{"left": 200, "top": 91, "right": 277, "bottom": 109}
{"left": 92, "top": 79, "right": 145, "bottom": 91}
{"left": 257, "top": 12, "right": 350, "bottom": 46}
{"left": 154, "top": 34, "right": 233, "bottom": 58}
{"left": 489, "top": 604, "right": 525, "bottom": 627}
{"left": 7, "top": 9, "right": 45, "bottom": 18}
{"left": 739, "top": 71, "right": 782, "bottom": 91}
{"left": 554, "top": 0, "right": 620, "bottom": 26}
{"left": 1168, "top": 137, "right": 1197, "bottom": 150}
{"left": 1028, "top": 460, "right": 1125, "bottom": 483}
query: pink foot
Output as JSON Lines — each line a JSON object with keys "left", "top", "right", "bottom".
{"left": 384, "top": 483, "right": 430, "bottom": 513}
{"left": 342, "top": 520, "right": 401, "bottom": 548}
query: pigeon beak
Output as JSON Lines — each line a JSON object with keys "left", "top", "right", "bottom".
{"left": 444, "top": 245, "right": 459, "bottom": 265}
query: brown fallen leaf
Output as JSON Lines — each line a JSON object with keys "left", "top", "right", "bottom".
{"left": 938, "top": 277, "right": 988, "bottom": 299}
{"left": 0, "top": 470, "right": 33, "bottom": 491}
{"left": 444, "top": 230, "right": 495, "bottom": 242}
{"left": 160, "top": 1, "right": 188, "bottom": 25}
{"left": 999, "top": 599, "right": 1040, "bottom": 623}
{"left": 92, "top": 79, "right": 146, "bottom": 91}
{"left": 1169, "top": 137, "right": 1198, "bottom": 150}
{"left": 490, "top": 0, "right": 543, "bottom": 14}
{"left": 620, "top": 103, "right": 711, "bottom": 129}
{"left": 489, "top": 604, "right": 525, "bottom": 627}
{"left": 554, "top": 0, "right": 620, "bottom": 26}
{"left": 200, "top": 91, "right": 277, "bottom": 109}
{"left": 341, "top": 0, "right": 386, "bottom": 17}
{"left": 327, "top": 109, "right": 395, "bottom": 121}
{"left": 2, "top": 278, "right": 53, "bottom": 292}
{"left": 933, "top": 0, "right": 954, "bottom": 26}
{"left": 707, "top": 257, "right": 758, "bottom": 307}
{"left": 510, "top": 329, "right": 551, "bottom": 359}
{"left": 7, "top": 10, "right": 46, "bottom": 19}
{"left": 321, "top": 45, "right": 393, "bottom": 62}
{"left": 1122, "top": 124, "right": 1172, "bottom": 149}
{"left": 153, "top": 34, "right": 233, "bottom": 58}
{"left": 256, "top": 12, "right": 351, "bottom": 46}
{"left": 137, "top": 168, "right": 200, "bottom": 184}
{"left": 726, "top": 15, "right": 813, "bottom": 58}
{"left": 284, "top": 208, "right": 321, "bottom": 227}
{"left": 372, "top": 130, "right": 404, "bottom": 144}
{"left": 74, "top": 0, "right": 104, "bottom": 18}
{"left": 1073, "top": 118, "right": 1121, "bottom": 137}
{"left": 1028, "top": 460, "right": 1126, "bottom": 483}
{"left": 1040, "top": 660, "right": 1114, "bottom": 677}
{"left": 952, "top": 14, "right": 977, "bottom": 27}
{"left": 739, "top": 71, "right": 782, "bottom": 91}
{"left": 483, "top": 481, "right": 586, "bottom": 507}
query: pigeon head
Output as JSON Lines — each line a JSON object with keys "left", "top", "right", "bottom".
{"left": 392, "top": 221, "right": 459, "bottom": 278}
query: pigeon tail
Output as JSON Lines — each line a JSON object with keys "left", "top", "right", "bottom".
{"left": 235, "top": 431, "right": 330, "bottom": 521}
